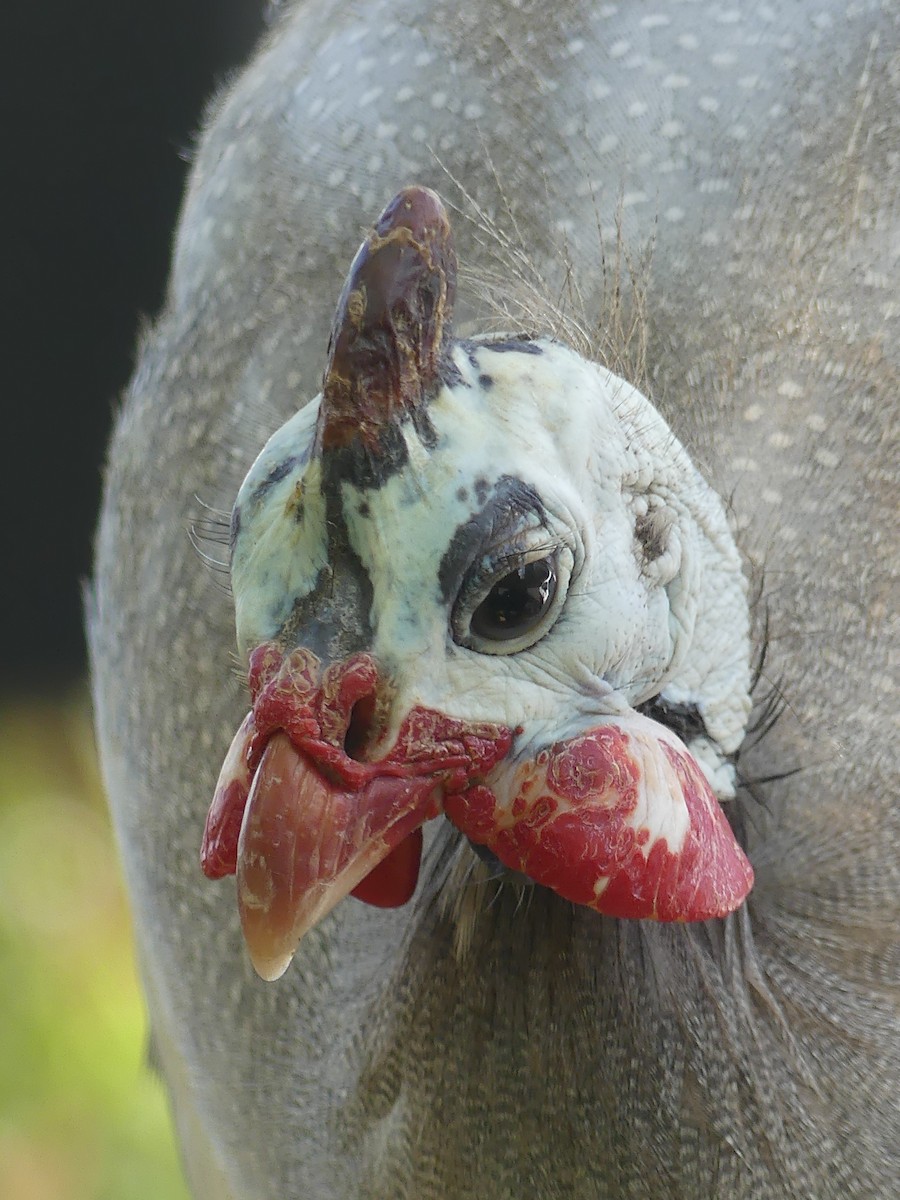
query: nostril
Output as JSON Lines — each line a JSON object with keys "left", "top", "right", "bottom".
{"left": 344, "top": 693, "right": 379, "bottom": 761}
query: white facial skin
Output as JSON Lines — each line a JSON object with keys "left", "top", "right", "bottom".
{"left": 232, "top": 337, "right": 751, "bottom": 796}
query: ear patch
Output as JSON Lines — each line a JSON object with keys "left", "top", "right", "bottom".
{"left": 632, "top": 493, "right": 681, "bottom": 587}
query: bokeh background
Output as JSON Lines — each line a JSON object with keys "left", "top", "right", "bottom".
{"left": 2, "top": 4, "right": 268, "bottom": 1196}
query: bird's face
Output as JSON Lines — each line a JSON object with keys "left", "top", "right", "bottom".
{"left": 201, "top": 188, "right": 754, "bottom": 981}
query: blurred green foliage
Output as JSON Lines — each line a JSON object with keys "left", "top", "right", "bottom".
{"left": 0, "top": 694, "right": 191, "bottom": 1200}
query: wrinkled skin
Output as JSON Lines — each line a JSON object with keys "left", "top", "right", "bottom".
{"left": 89, "top": 2, "right": 899, "bottom": 1198}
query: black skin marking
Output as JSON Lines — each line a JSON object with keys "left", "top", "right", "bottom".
{"left": 438, "top": 475, "right": 549, "bottom": 604}
{"left": 319, "top": 374, "right": 446, "bottom": 492}
{"left": 474, "top": 478, "right": 490, "bottom": 505}
{"left": 358, "top": 501, "right": 370, "bottom": 518}
{"left": 478, "top": 338, "right": 544, "bottom": 356}
{"left": 410, "top": 402, "right": 439, "bottom": 450}
{"left": 458, "top": 336, "right": 545, "bottom": 362}
{"left": 251, "top": 455, "right": 300, "bottom": 503}
{"left": 230, "top": 505, "right": 241, "bottom": 549}
{"left": 438, "top": 353, "right": 468, "bottom": 391}
{"left": 278, "top": 479, "right": 375, "bottom": 662}
{"left": 462, "top": 343, "right": 481, "bottom": 373}
{"left": 456, "top": 486, "right": 468, "bottom": 503}
{"left": 636, "top": 696, "right": 709, "bottom": 744}
{"left": 324, "top": 423, "right": 410, "bottom": 492}
{"left": 478, "top": 373, "right": 494, "bottom": 389}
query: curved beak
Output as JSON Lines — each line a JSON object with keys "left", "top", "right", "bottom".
{"left": 201, "top": 643, "right": 513, "bottom": 980}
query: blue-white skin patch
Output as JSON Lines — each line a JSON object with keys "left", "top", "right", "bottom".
{"left": 231, "top": 337, "right": 751, "bottom": 796}
{"left": 232, "top": 400, "right": 326, "bottom": 639}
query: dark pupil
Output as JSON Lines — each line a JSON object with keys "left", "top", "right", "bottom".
{"left": 471, "top": 557, "right": 557, "bottom": 641}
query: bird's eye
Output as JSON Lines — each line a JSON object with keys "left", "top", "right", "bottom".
{"left": 470, "top": 557, "right": 558, "bottom": 642}
{"left": 451, "top": 537, "right": 574, "bottom": 656}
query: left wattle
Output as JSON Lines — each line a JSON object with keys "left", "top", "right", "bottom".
{"left": 350, "top": 828, "right": 423, "bottom": 907}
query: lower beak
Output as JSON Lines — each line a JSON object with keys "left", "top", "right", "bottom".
{"left": 200, "top": 645, "right": 514, "bottom": 982}
{"left": 236, "top": 732, "right": 439, "bottom": 980}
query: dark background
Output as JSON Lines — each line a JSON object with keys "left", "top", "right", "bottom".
{"left": 2, "top": 2, "right": 269, "bottom": 696}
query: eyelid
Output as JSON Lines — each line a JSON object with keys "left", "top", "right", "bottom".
{"left": 463, "top": 539, "right": 559, "bottom": 608}
{"left": 478, "top": 516, "right": 549, "bottom": 561}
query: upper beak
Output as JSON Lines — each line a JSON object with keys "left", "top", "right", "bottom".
{"left": 201, "top": 642, "right": 513, "bottom": 980}
{"left": 236, "top": 728, "right": 442, "bottom": 979}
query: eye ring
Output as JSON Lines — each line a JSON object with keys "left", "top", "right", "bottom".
{"left": 470, "top": 556, "right": 558, "bottom": 642}
{"left": 452, "top": 545, "right": 572, "bottom": 656}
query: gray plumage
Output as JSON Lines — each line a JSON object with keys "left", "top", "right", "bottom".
{"left": 89, "top": 1, "right": 899, "bottom": 1197}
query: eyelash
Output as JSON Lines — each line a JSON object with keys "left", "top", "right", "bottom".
{"left": 461, "top": 539, "right": 557, "bottom": 608}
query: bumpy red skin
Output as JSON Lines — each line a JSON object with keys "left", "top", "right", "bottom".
{"left": 200, "top": 642, "right": 514, "bottom": 898}
{"left": 444, "top": 726, "right": 754, "bottom": 921}
{"left": 203, "top": 644, "right": 753, "bottom": 927}
{"left": 201, "top": 710, "right": 256, "bottom": 880}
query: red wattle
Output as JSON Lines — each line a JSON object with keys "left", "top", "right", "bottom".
{"left": 201, "top": 710, "right": 256, "bottom": 879}
{"left": 445, "top": 720, "right": 754, "bottom": 922}
{"left": 350, "top": 827, "right": 423, "bottom": 907}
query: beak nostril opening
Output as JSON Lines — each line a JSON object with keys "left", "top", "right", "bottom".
{"left": 344, "top": 693, "right": 378, "bottom": 762}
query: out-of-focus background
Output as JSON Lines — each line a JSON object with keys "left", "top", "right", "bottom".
{"left": 2, "top": 4, "right": 267, "bottom": 1196}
